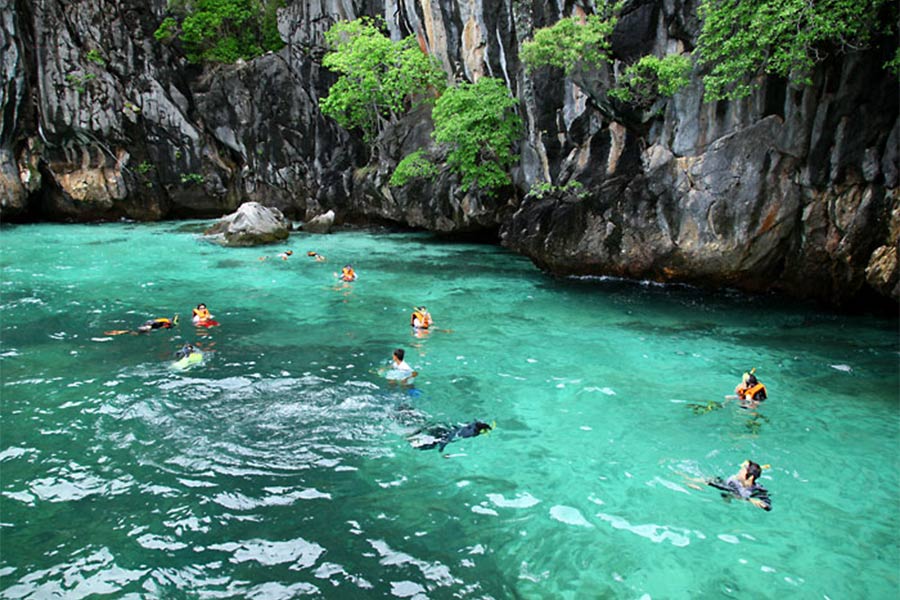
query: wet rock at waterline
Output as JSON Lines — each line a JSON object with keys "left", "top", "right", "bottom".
{"left": 204, "top": 202, "right": 290, "bottom": 247}
{"left": 302, "top": 210, "right": 335, "bottom": 234}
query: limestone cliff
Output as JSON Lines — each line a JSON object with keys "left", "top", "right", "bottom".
{"left": 1, "top": 0, "right": 897, "bottom": 306}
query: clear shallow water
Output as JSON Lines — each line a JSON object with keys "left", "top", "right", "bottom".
{"left": 1, "top": 222, "right": 898, "bottom": 599}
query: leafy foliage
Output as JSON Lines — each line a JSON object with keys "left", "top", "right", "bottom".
{"left": 431, "top": 77, "right": 522, "bottom": 193}
{"left": 390, "top": 150, "right": 439, "bottom": 187}
{"left": 608, "top": 54, "right": 692, "bottom": 106}
{"left": 521, "top": 12, "right": 618, "bottom": 74}
{"left": 320, "top": 18, "right": 447, "bottom": 143}
{"left": 154, "top": 0, "right": 285, "bottom": 64}
{"left": 180, "top": 173, "right": 205, "bottom": 184}
{"left": 698, "top": 0, "right": 898, "bottom": 100}
{"left": 525, "top": 180, "right": 587, "bottom": 200}
{"left": 85, "top": 49, "right": 106, "bottom": 66}
{"left": 65, "top": 72, "right": 97, "bottom": 93}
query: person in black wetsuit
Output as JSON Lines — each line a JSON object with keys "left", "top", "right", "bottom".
{"left": 708, "top": 460, "right": 772, "bottom": 511}
{"left": 135, "top": 315, "right": 178, "bottom": 333}
{"left": 408, "top": 421, "right": 493, "bottom": 452}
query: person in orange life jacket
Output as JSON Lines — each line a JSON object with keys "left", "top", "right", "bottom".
{"left": 278, "top": 250, "right": 294, "bottom": 260}
{"left": 307, "top": 251, "right": 326, "bottom": 262}
{"left": 410, "top": 306, "right": 433, "bottom": 330}
{"left": 192, "top": 303, "right": 214, "bottom": 325}
{"left": 340, "top": 265, "right": 357, "bottom": 282}
{"left": 735, "top": 371, "right": 767, "bottom": 403}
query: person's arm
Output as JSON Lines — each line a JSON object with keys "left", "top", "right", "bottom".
{"left": 749, "top": 497, "right": 771, "bottom": 511}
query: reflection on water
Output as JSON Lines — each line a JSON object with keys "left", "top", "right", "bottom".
{"left": 1, "top": 223, "right": 898, "bottom": 598}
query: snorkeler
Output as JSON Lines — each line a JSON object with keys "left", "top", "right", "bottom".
{"left": 279, "top": 250, "right": 294, "bottom": 260}
{"left": 707, "top": 460, "right": 772, "bottom": 511}
{"left": 174, "top": 343, "right": 199, "bottom": 360}
{"left": 307, "top": 251, "right": 326, "bottom": 262}
{"left": 734, "top": 369, "right": 767, "bottom": 407}
{"left": 105, "top": 315, "right": 179, "bottom": 335}
{"left": 408, "top": 421, "right": 493, "bottom": 452}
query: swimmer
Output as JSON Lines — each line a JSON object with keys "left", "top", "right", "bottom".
{"left": 279, "top": 250, "right": 294, "bottom": 260}
{"left": 408, "top": 421, "right": 493, "bottom": 452}
{"left": 410, "top": 306, "right": 433, "bottom": 330}
{"left": 106, "top": 315, "right": 179, "bottom": 335}
{"left": 339, "top": 264, "right": 357, "bottom": 282}
{"left": 191, "top": 303, "right": 214, "bottom": 324}
{"left": 379, "top": 348, "right": 417, "bottom": 384}
{"left": 174, "top": 343, "right": 199, "bottom": 360}
{"left": 392, "top": 348, "right": 413, "bottom": 372}
{"left": 707, "top": 460, "right": 772, "bottom": 511}
{"left": 307, "top": 251, "right": 327, "bottom": 262}
{"left": 734, "top": 369, "right": 767, "bottom": 408}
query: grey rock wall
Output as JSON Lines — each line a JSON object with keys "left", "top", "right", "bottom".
{"left": 1, "top": 0, "right": 897, "bottom": 306}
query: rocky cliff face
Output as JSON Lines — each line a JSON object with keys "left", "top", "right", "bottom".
{"left": 2, "top": 0, "right": 897, "bottom": 306}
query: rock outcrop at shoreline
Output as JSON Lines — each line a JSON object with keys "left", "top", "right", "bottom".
{"left": 1, "top": 0, "right": 897, "bottom": 306}
{"left": 204, "top": 202, "right": 290, "bottom": 247}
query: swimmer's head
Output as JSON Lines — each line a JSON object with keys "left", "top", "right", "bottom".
{"left": 393, "top": 348, "right": 405, "bottom": 361}
{"left": 741, "top": 372, "right": 750, "bottom": 384}
{"left": 197, "top": 303, "right": 206, "bottom": 310}
{"left": 747, "top": 374, "right": 758, "bottom": 386}
{"left": 744, "top": 460, "right": 763, "bottom": 483}
{"left": 307, "top": 251, "right": 317, "bottom": 256}
{"left": 475, "top": 421, "right": 492, "bottom": 434}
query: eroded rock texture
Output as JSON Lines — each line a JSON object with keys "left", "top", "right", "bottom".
{"left": 1, "top": 0, "right": 897, "bottom": 305}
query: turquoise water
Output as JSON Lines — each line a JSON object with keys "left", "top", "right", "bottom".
{"left": 1, "top": 222, "right": 898, "bottom": 599}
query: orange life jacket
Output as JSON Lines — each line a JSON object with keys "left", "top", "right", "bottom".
{"left": 745, "top": 383, "right": 767, "bottom": 401}
{"left": 341, "top": 268, "right": 356, "bottom": 281}
{"left": 411, "top": 311, "right": 432, "bottom": 329}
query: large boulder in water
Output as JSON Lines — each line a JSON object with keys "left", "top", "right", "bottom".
{"left": 302, "top": 210, "right": 335, "bottom": 234}
{"left": 204, "top": 202, "right": 290, "bottom": 246}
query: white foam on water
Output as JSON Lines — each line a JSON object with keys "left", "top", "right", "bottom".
{"left": 550, "top": 505, "right": 594, "bottom": 528}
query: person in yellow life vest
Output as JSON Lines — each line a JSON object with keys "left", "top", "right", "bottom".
{"left": 340, "top": 265, "right": 357, "bottom": 282}
{"left": 735, "top": 371, "right": 767, "bottom": 405}
{"left": 135, "top": 315, "right": 178, "bottom": 333}
{"left": 192, "top": 303, "right": 214, "bottom": 325}
{"left": 410, "top": 306, "right": 433, "bottom": 330}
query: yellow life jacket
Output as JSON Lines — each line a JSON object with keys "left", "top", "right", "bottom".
{"left": 193, "top": 308, "right": 210, "bottom": 321}
{"left": 341, "top": 268, "right": 356, "bottom": 281}
{"left": 411, "top": 311, "right": 432, "bottom": 328}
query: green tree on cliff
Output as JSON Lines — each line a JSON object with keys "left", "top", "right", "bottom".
{"left": 521, "top": 5, "right": 690, "bottom": 106}
{"left": 390, "top": 77, "right": 523, "bottom": 193}
{"left": 154, "top": 0, "right": 284, "bottom": 64}
{"left": 429, "top": 77, "right": 522, "bottom": 192}
{"left": 319, "top": 18, "right": 447, "bottom": 144}
{"left": 698, "top": 0, "right": 899, "bottom": 100}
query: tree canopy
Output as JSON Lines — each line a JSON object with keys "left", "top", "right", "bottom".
{"left": 698, "top": 0, "right": 899, "bottom": 100}
{"left": 319, "top": 18, "right": 447, "bottom": 143}
{"left": 154, "top": 0, "right": 284, "bottom": 64}
{"left": 431, "top": 77, "right": 522, "bottom": 193}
